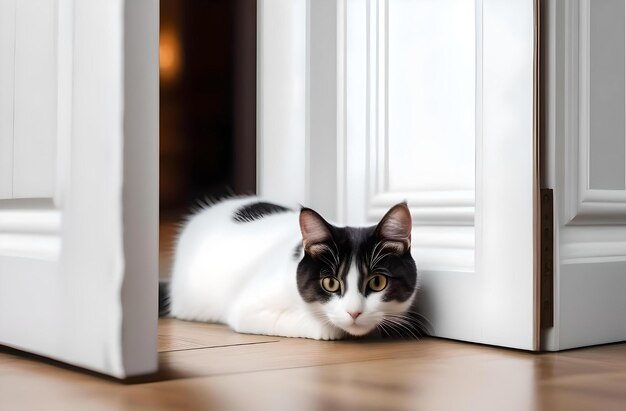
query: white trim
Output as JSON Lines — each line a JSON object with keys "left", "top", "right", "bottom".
{"left": 560, "top": 225, "right": 626, "bottom": 263}
{"left": 257, "top": 0, "right": 307, "bottom": 205}
{"left": 305, "top": 0, "right": 310, "bottom": 207}
{"left": 368, "top": 191, "right": 474, "bottom": 226}
{"left": 306, "top": 0, "right": 340, "bottom": 219}
{"left": 336, "top": 0, "right": 347, "bottom": 223}
{"left": 342, "top": 0, "right": 477, "bottom": 258}
{"left": 0, "top": 204, "right": 60, "bottom": 233}
{"left": 361, "top": 0, "right": 475, "bottom": 227}
{"left": 476, "top": 0, "right": 536, "bottom": 349}
{"left": 0, "top": 234, "right": 60, "bottom": 261}
{"left": 0, "top": 0, "right": 16, "bottom": 199}
{"left": 0, "top": 198, "right": 61, "bottom": 261}
{"left": 561, "top": 250, "right": 626, "bottom": 264}
{"left": 54, "top": 0, "right": 72, "bottom": 209}
{"left": 121, "top": 0, "right": 159, "bottom": 378}
{"left": 564, "top": 0, "right": 626, "bottom": 225}
{"left": 379, "top": 0, "right": 388, "bottom": 194}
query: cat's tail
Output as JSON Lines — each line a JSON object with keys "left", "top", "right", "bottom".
{"left": 159, "top": 280, "right": 171, "bottom": 317}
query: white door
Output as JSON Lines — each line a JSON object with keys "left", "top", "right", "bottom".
{"left": 543, "top": 0, "right": 626, "bottom": 350}
{"left": 0, "top": 0, "right": 158, "bottom": 377}
{"left": 258, "top": 0, "right": 539, "bottom": 350}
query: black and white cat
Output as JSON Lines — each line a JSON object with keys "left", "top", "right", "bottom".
{"left": 166, "top": 196, "right": 420, "bottom": 340}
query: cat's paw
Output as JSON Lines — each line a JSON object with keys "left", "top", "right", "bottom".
{"left": 311, "top": 325, "right": 345, "bottom": 341}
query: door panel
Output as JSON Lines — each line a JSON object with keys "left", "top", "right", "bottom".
{"left": 349, "top": 0, "right": 536, "bottom": 349}
{"left": 348, "top": 0, "right": 476, "bottom": 274}
{"left": 0, "top": 0, "right": 158, "bottom": 377}
{"left": 13, "top": 0, "right": 58, "bottom": 199}
{"left": 387, "top": 0, "right": 475, "bottom": 193}
{"left": 0, "top": 0, "right": 16, "bottom": 199}
{"left": 259, "top": 0, "right": 538, "bottom": 350}
{"left": 544, "top": 0, "right": 626, "bottom": 350}
{"left": 588, "top": 0, "right": 625, "bottom": 190}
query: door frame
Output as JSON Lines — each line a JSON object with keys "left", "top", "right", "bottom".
{"left": 541, "top": 0, "right": 626, "bottom": 351}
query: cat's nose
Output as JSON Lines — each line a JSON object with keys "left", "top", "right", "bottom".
{"left": 348, "top": 311, "right": 362, "bottom": 320}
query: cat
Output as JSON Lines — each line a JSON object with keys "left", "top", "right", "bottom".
{"left": 163, "top": 196, "right": 421, "bottom": 340}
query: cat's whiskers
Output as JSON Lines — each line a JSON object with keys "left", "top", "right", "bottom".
{"left": 385, "top": 312, "right": 428, "bottom": 332}
{"left": 371, "top": 252, "right": 392, "bottom": 270}
{"left": 329, "top": 240, "right": 340, "bottom": 268}
{"left": 376, "top": 322, "right": 393, "bottom": 338}
{"left": 368, "top": 241, "right": 394, "bottom": 273}
{"left": 388, "top": 317, "right": 422, "bottom": 340}
{"left": 380, "top": 318, "right": 408, "bottom": 338}
{"left": 391, "top": 310, "right": 433, "bottom": 333}
{"left": 382, "top": 317, "right": 421, "bottom": 340}
{"left": 383, "top": 312, "right": 427, "bottom": 338}
{"left": 318, "top": 253, "right": 338, "bottom": 272}
{"left": 369, "top": 241, "right": 384, "bottom": 268}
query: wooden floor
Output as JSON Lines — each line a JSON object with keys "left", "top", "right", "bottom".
{"left": 1, "top": 320, "right": 626, "bottom": 410}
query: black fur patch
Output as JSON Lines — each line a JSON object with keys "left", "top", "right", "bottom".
{"left": 159, "top": 280, "right": 171, "bottom": 317}
{"left": 232, "top": 202, "right": 291, "bottom": 223}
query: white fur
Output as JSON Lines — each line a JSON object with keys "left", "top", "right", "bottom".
{"left": 170, "top": 196, "right": 415, "bottom": 340}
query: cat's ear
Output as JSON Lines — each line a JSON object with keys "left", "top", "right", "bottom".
{"left": 299, "top": 208, "right": 333, "bottom": 256}
{"left": 375, "top": 202, "right": 412, "bottom": 255}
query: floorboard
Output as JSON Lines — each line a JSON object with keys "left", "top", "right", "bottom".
{"left": 158, "top": 319, "right": 279, "bottom": 352}
{"left": 1, "top": 319, "right": 625, "bottom": 410}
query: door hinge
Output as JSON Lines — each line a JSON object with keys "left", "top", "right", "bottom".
{"left": 540, "top": 188, "right": 554, "bottom": 328}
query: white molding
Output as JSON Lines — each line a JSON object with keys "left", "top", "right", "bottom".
{"left": 368, "top": 190, "right": 475, "bottom": 226}
{"left": 340, "top": 0, "right": 479, "bottom": 271}
{"left": 560, "top": 225, "right": 626, "bottom": 263}
{"left": 306, "top": 0, "right": 340, "bottom": 220}
{"left": 335, "top": 0, "right": 479, "bottom": 274}
{"left": 476, "top": 0, "right": 536, "bottom": 349}
{"left": 257, "top": 0, "right": 307, "bottom": 206}
{"left": 564, "top": 0, "right": 626, "bottom": 225}
{"left": 411, "top": 226, "right": 475, "bottom": 273}
{"left": 54, "top": 0, "right": 72, "bottom": 209}
{"left": 0, "top": 234, "right": 60, "bottom": 261}
{"left": 12, "top": 0, "right": 58, "bottom": 198}
{"left": 561, "top": 243, "right": 626, "bottom": 264}
{"left": 0, "top": 0, "right": 16, "bottom": 199}
{"left": 0, "top": 199, "right": 61, "bottom": 261}
{"left": 258, "top": 0, "right": 344, "bottom": 221}
{"left": 336, "top": 0, "right": 346, "bottom": 223}
{"left": 361, "top": 0, "right": 475, "bottom": 227}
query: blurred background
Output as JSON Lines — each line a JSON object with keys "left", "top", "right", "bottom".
{"left": 160, "top": 0, "right": 256, "bottom": 277}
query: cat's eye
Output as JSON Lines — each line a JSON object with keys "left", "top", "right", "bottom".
{"left": 321, "top": 277, "right": 340, "bottom": 293}
{"left": 368, "top": 275, "right": 388, "bottom": 292}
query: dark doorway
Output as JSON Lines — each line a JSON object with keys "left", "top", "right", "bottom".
{"left": 159, "top": 0, "right": 256, "bottom": 277}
